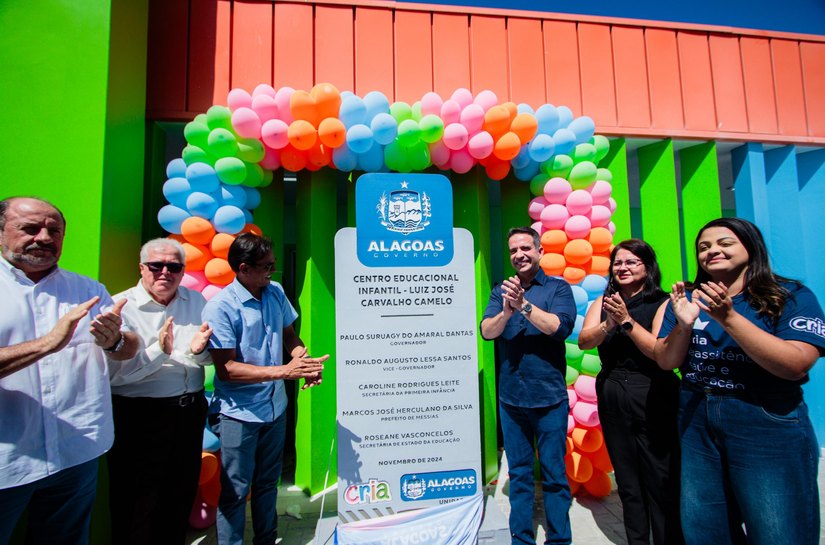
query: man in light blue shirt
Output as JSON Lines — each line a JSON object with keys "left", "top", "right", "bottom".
{"left": 202, "top": 233, "right": 327, "bottom": 545}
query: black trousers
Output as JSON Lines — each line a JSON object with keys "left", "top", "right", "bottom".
{"left": 108, "top": 393, "right": 207, "bottom": 545}
{"left": 596, "top": 369, "right": 684, "bottom": 545}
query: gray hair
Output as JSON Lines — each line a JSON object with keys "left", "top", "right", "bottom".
{"left": 140, "top": 238, "right": 186, "bottom": 263}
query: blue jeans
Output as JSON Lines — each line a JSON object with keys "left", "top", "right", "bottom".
{"left": 679, "top": 389, "right": 820, "bottom": 545}
{"left": 215, "top": 413, "right": 286, "bottom": 545}
{"left": 500, "top": 401, "right": 571, "bottom": 545}
{"left": 0, "top": 457, "right": 99, "bottom": 545}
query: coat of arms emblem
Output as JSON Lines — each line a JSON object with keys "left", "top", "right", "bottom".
{"left": 376, "top": 181, "right": 431, "bottom": 235}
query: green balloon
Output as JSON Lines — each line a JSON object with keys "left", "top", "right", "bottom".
{"left": 182, "top": 145, "right": 212, "bottom": 166}
{"left": 591, "top": 135, "right": 610, "bottom": 163}
{"left": 407, "top": 141, "right": 431, "bottom": 172}
{"left": 419, "top": 115, "right": 445, "bottom": 144}
{"left": 542, "top": 154, "right": 574, "bottom": 179}
{"left": 596, "top": 168, "right": 613, "bottom": 182}
{"left": 396, "top": 119, "right": 421, "bottom": 147}
{"left": 215, "top": 157, "right": 247, "bottom": 185}
{"left": 237, "top": 138, "right": 265, "bottom": 163}
{"left": 384, "top": 141, "right": 410, "bottom": 172}
{"left": 565, "top": 342, "right": 584, "bottom": 366}
{"left": 389, "top": 102, "right": 413, "bottom": 123}
{"left": 203, "top": 365, "right": 215, "bottom": 392}
{"left": 411, "top": 101, "right": 423, "bottom": 122}
{"left": 568, "top": 161, "right": 598, "bottom": 189}
{"left": 184, "top": 121, "right": 210, "bottom": 149}
{"left": 571, "top": 143, "right": 597, "bottom": 164}
{"left": 579, "top": 353, "right": 602, "bottom": 376}
{"left": 208, "top": 128, "right": 239, "bottom": 158}
{"left": 194, "top": 113, "right": 208, "bottom": 125}
{"left": 259, "top": 168, "right": 274, "bottom": 187}
{"left": 530, "top": 173, "right": 550, "bottom": 197}
{"left": 244, "top": 162, "right": 264, "bottom": 187}
{"left": 206, "top": 105, "right": 233, "bottom": 131}
{"left": 565, "top": 364, "right": 580, "bottom": 386}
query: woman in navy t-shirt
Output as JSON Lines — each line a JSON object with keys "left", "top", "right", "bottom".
{"left": 655, "top": 217, "right": 825, "bottom": 545}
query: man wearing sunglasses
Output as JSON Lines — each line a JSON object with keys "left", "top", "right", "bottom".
{"left": 106, "top": 237, "right": 212, "bottom": 545}
{"left": 202, "top": 233, "right": 328, "bottom": 545}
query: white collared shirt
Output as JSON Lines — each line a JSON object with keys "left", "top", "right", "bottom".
{"left": 108, "top": 281, "right": 209, "bottom": 398}
{"left": 0, "top": 257, "right": 115, "bottom": 489}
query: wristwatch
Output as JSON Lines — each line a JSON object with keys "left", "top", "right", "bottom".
{"left": 520, "top": 302, "right": 533, "bottom": 316}
{"left": 104, "top": 333, "right": 126, "bottom": 353}
{"left": 621, "top": 320, "right": 634, "bottom": 333}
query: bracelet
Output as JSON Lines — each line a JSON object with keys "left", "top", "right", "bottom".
{"left": 599, "top": 322, "right": 609, "bottom": 335}
{"left": 104, "top": 333, "right": 125, "bottom": 353}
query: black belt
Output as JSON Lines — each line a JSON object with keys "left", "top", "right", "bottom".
{"left": 114, "top": 391, "right": 204, "bottom": 407}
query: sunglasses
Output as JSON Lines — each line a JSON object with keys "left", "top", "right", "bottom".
{"left": 143, "top": 261, "right": 185, "bottom": 274}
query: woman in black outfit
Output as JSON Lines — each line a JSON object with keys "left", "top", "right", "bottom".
{"left": 578, "top": 239, "right": 683, "bottom": 545}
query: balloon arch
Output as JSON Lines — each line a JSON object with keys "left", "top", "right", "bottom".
{"left": 165, "top": 83, "right": 618, "bottom": 527}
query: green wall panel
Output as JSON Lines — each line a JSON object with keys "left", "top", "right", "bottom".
{"left": 600, "top": 138, "right": 631, "bottom": 244}
{"left": 255, "top": 172, "right": 286, "bottom": 285}
{"left": 680, "top": 142, "right": 722, "bottom": 281}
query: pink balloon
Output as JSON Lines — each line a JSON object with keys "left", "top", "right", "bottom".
{"left": 589, "top": 180, "right": 612, "bottom": 204}
{"left": 274, "top": 87, "right": 295, "bottom": 124}
{"left": 460, "top": 104, "right": 485, "bottom": 135}
{"left": 442, "top": 123, "right": 469, "bottom": 151}
{"left": 531, "top": 221, "right": 544, "bottom": 236}
{"left": 181, "top": 271, "right": 208, "bottom": 292}
{"left": 420, "top": 92, "right": 443, "bottom": 117}
{"left": 449, "top": 148, "right": 475, "bottom": 174}
{"left": 252, "top": 84, "right": 276, "bottom": 98}
{"left": 567, "top": 415, "right": 575, "bottom": 434}
{"left": 201, "top": 284, "right": 223, "bottom": 301}
{"left": 473, "top": 90, "right": 498, "bottom": 112}
{"left": 260, "top": 146, "right": 282, "bottom": 170}
{"left": 588, "top": 205, "right": 612, "bottom": 227}
{"left": 467, "top": 131, "right": 494, "bottom": 159}
{"left": 572, "top": 401, "right": 600, "bottom": 427}
{"left": 429, "top": 141, "right": 451, "bottom": 167}
{"left": 607, "top": 197, "right": 617, "bottom": 213}
{"left": 565, "top": 189, "right": 593, "bottom": 216}
{"left": 450, "top": 88, "right": 474, "bottom": 109}
{"left": 567, "top": 387, "right": 579, "bottom": 407}
{"left": 544, "top": 177, "right": 573, "bottom": 205}
{"left": 261, "top": 119, "right": 289, "bottom": 149}
{"left": 607, "top": 221, "right": 616, "bottom": 235}
{"left": 251, "top": 94, "right": 280, "bottom": 123}
{"left": 574, "top": 375, "right": 597, "bottom": 403}
{"left": 440, "top": 100, "right": 462, "bottom": 125}
{"left": 231, "top": 107, "right": 262, "bottom": 139}
{"left": 227, "top": 88, "right": 252, "bottom": 111}
{"left": 565, "top": 215, "right": 592, "bottom": 239}
{"left": 540, "top": 204, "right": 569, "bottom": 230}
{"left": 188, "top": 501, "right": 217, "bottom": 530}
{"left": 527, "top": 196, "right": 548, "bottom": 221}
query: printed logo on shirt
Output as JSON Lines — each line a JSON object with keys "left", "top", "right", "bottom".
{"left": 693, "top": 318, "right": 710, "bottom": 331}
{"left": 790, "top": 316, "right": 825, "bottom": 338}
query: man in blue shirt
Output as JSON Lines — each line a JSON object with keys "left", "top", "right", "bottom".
{"left": 481, "top": 227, "right": 576, "bottom": 545}
{"left": 202, "top": 233, "right": 328, "bottom": 545}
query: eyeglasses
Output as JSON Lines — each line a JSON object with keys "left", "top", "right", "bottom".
{"left": 253, "top": 261, "right": 276, "bottom": 273}
{"left": 143, "top": 261, "right": 184, "bottom": 274}
{"left": 613, "top": 259, "right": 643, "bottom": 269}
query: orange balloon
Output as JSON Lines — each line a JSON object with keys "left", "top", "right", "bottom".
{"left": 568, "top": 479, "right": 581, "bottom": 496}
{"left": 183, "top": 242, "right": 211, "bottom": 271}
{"left": 502, "top": 102, "right": 518, "bottom": 122}
{"left": 571, "top": 427, "right": 604, "bottom": 453}
{"left": 287, "top": 120, "right": 317, "bottom": 151}
{"left": 241, "top": 223, "right": 263, "bottom": 236}
{"left": 541, "top": 230, "right": 568, "bottom": 254}
{"left": 564, "top": 239, "right": 594, "bottom": 266}
{"left": 180, "top": 217, "right": 216, "bottom": 246}
{"left": 210, "top": 233, "right": 236, "bottom": 259}
{"left": 540, "top": 252, "right": 566, "bottom": 276}
{"left": 485, "top": 158, "right": 511, "bottom": 181}
{"left": 168, "top": 234, "right": 186, "bottom": 244}
{"left": 563, "top": 266, "right": 586, "bottom": 284}
{"left": 566, "top": 436, "right": 574, "bottom": 456}
{"left": 317, "top": 117, "right": 346, "bottom": 148}
{"left": 307, "top": 142, "right": 332, "bottom": 168}
{"left": 590, "top": 255, "right": 611, "bottom": 276}
{"left": 483, "top": 105, "right": 511, "bottom": 137}
{"left": 589, "top": 443, "right": 614, "bottom": 473}
{"left": 199, "top": 452, "right": 219, "bottom": 485}
{"left": 280, "top": 146, "right": 308, "bottom": 172}
{"left": 583, "top": 469, "right": 612, "bottom": 497}
{"left": 493, "top": 132, "right": 521, "bottom": 161}
{"left": 289, "top": 90, "right": 319, "bottom": 126}
{"left": 201, "top": 471, "right": 221, "bottom": 507}
{"left": 310, "top": 83, "right": 342, "bottom": 121}
{"left": 204, "top": 257, "right": 235, "bottom": 286}
{"left": 510, "top": 113, "right": 538, "bottom": 144}
{"left": 565, "top": 451, "right": 594, "bottom": 483}
{"left": 588, "top": 227, "right": 613, "bottom": 253}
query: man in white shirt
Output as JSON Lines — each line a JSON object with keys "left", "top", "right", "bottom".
{"left": 0, "top": 196, "right": 138, "bottom": 545}
{"left": 106, "top": 238, "right": 212, "bottom": 545}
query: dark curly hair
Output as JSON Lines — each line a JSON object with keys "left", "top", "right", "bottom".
{"left": 607, "top": 239, "right": 665, "bottom": 299}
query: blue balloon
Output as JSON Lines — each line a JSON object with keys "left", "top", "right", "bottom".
{"left": 557, "top": 105, "right": 574, "bottom": 128}
{"left": 166, "top": 158, "right": 187, "bottom": 179}
{"left": 163, "top": 177, "right": 192, "bottom": 208}
{"left": 571, "top": 285, "right": 588, "bottom": 315}
{"left": 513, "top": 160, "right": 540, "bottom": 182}
{"left": 186, "top": 191, "right": 219, "bottom": 219}
{"left": 517, "top": 103, "right": 535, "bottom": 115}
{"left": 512, "top": 145, "right": 532, "bottom": 170}
{"left": 569, "top": 314, "right": 585, "bottom": 342}
{"left": 371, "top": 113, "right": 398, "bottom": 145}
{"left": 186, "top": 162, "right": 220, "bottom": 193}
{"left": 346, "top": 124, "right": 374, "bottom": 154}
{"left": 581, "top": 274, "right": 609, "bottom": 298}
{"left": 219, "top": 184, "right": 247, "bottom": 208}
{"left": 553, "top": 128, "right": 576, "bottom": 155}
{"left": 568, "top": 116, "right": 596, "bottom": 144}
{"left": 535, "top": 104, "right": 560, "bottom": 135}
{"left": 242, "top": 208, "right": 253, "bottom": 224}
{"left": 339, "top": 95, "right": 367, "bottom": 128}
{"left": 213, "top": 205, "right": 246, "bottom": 234}
{"left": 202, "top": 428, "right": 220, "bottom": 452}
{"left": 333, "top": 145, "right": 357, "bottom": 172}
{"left": 340, "top": 90, "right": 355, "bottom": 101}
{"left": 528, "top": 134, "right": 556, "bottom": 163}
{"left": 358, "top": 144, "right": 385, "bottom": 172}
{"left": 157, "top": 205, "right": 190, "bottom": 234}
{"left": 243, "top": 186, "right": 262, "bottom": 210}
{"left": 363, "top": 91, "right": 390, "bottom": 121}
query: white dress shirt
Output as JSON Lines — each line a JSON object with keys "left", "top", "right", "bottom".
{"left": 0, "top": 257, "right": 115, "bottom": 489}
{"left": 108, "top": 281, "right": 209, "bottom": 398}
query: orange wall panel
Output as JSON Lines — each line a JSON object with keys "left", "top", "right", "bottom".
{"left": 543, "top": 20, "right": 581, "bottom": 116}
{"left": 232, "top": 1, "right": 273, "bottom": 91}
{"left": 801, "top": 42, "right": 825, "bottom": 137}
{"left": 741, "top": 36, "right": 778, "bottom": 134}
{"left": 273, "top": 3, "right": 314, "bottom": 91}
{"left": 578, "top": 23, "right": 617, "bottom": 126}
{"left": 469, "top": 15, "right": 508, "bottom": 100}
{"left": 432, "top": 13, "right": 471, "bottom": 97}
{"left": 146, "top": 0, "right": 188, "bottom": 113}
{"left": 187, "top": 0, "right": 226, "bottom": 112}
{"left": 394, "top": 10, "right": 433, "bottom": 102}
{"left": 677, "top": 31, "right": 717, "bottom": 131}
{"left": 507, "top": 18, "right": 546, "bottom": 108}
{"left": 354, "top": 7, "right": 394, "bottom": 99}
{"left": 315, "top": 5, "right": 355, "bottom": 90}
{"left": 708, "top": 34, "right": 748, "bottom": 133}
{"left": 771, "top": 39, "right": 808, "bottom": 137}
{"left": 645, "top": 28, "right": 684, "bottom": 129}
{"left": 611, "top": 26, "right": 651, "bottom": 128}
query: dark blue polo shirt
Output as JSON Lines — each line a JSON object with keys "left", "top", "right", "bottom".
{"left": 482, "top": 269, "right": 576, "bottom": 408}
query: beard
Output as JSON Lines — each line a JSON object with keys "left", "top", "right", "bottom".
{"left": 6, "top": 243, "right": 60, "bottom": 271}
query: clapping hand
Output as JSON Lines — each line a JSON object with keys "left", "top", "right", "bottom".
{"left": 670, "top": 282, "right": 700, "bottom": 329}
{"left": 694, "top": 281, "right": 734, "bottom": 322}
{"left": 190, "top": 322, "right": 212, "bottom": 355}
{"left": 90, "top": 299, "right": 127, "bottom": 350}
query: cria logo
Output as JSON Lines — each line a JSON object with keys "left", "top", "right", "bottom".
{"left": 344, "top": 478, "right": 392, "bottom": 505}
{"left": 790, "top": 316, "right": 825, "bottom": 338}
{"left": 400, "top": 469, "right": 476, "bottom": 502}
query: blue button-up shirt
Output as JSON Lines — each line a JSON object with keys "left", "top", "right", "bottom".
{"left": 482, "top": 269, "right": 575, "bottom": 408}
{"left": 202, "top": 279, "right": 298, "bottom": 423}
